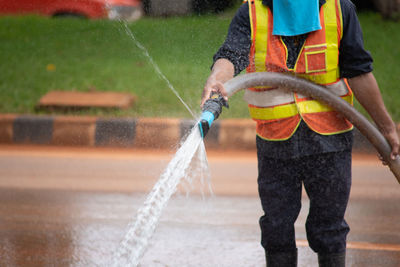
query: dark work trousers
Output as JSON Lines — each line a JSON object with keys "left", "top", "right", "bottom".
{"left": 257, "top": 140, "right": 352, "bottom": 255}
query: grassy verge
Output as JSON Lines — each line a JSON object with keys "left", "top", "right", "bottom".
{"left": 357, "top": 12, "right": 400, "bottom": 121}
{"left": 0, "top": 10, "right": 399, "bottom": 120}
{"left": 0, "top": 15, "right": 230, "bottom": 119}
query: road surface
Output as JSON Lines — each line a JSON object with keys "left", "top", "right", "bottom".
{"left": 0, "top": 145, "right": 399, "bottom": 266}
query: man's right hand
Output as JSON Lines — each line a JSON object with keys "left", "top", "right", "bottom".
{"left": 200, "top": 59, "right": 235, "bottom": 108}
{"left": 201, "top": 78, "right": 228, "bottom": 108}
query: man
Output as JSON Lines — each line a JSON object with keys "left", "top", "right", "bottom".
{"left": 201, "top": 0, "right": 399, "bottom": 266}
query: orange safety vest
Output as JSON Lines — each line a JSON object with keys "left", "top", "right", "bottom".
{"left": 246, "top": 0, "right": 353, "bottom": 141}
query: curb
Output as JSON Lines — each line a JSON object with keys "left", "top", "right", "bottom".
{"left": 0, "top": 114, "right": 396, "bottom": 153}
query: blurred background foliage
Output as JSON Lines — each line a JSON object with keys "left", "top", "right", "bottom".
{"left": 0, "top": 1, "right": 399, "bottom": 121}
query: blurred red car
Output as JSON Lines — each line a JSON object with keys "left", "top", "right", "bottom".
{"left": 0, "top": 0, "right": 142, "bottom": 21}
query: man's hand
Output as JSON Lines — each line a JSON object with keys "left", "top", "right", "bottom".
{"left": 388, "top": 133, "right": 400, "bottom": 161}
{"left": 201, "top": 78, "right": 228, "bottom": 107}
{"left": 379, "top": 127, "right": 399, "bottom": 165}
{"left": 201, "top": 59, "right": 234, "bottom": 108}
{"left": 348, "top": 72, "right": 400, "bottom": 164}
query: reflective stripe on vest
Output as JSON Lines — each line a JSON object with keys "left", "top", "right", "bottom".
{"left": 249, "top": 94, "right": 352, "bottom": 121}
{"left": 243, "top": 79, "right": 349, "bottom": 107}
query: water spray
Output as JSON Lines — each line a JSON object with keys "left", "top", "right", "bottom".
{"left": 198, "top": 93, "right": 229, "bottom": 138}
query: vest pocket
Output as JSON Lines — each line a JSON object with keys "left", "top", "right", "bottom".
{"left": 304, "top": 45, "right": 327, "bottom": 73}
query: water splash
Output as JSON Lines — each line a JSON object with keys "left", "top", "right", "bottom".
{"left": 117, "top": 19, "right": 196, "bottom": 119}
{"left": 104, "top": 8, "right": 208, "bottom": 265}
{"left": 111, "top": 125, "right": 211, "bottom": 267}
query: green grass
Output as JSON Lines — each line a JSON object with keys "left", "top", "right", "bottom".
{"left": 0, "top": 10, "right": 399, "bottom": 120}
{"left": 0, "top": 14, "right": 237, "bottom": 119}
{"left": 356, "top": 12, "right": 400, "bottom": 121}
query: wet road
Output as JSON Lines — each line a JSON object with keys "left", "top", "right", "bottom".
{"left": 0, "top": 145, "right": 399, "bottom": 266}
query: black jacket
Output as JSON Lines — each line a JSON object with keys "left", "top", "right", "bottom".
{"left": 212, "top": 0, "right": 368, "bottom": 157}
{"left": 214, "top": 0, "right": 373, "bottom": 77}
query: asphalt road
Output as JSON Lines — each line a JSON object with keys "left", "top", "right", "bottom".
{"left": 0, "top": 145, "right": 399, "bottom": 266}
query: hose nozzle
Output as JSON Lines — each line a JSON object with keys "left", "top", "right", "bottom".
{"left": 199, "top": 93, "right": 229, "bottom": 138}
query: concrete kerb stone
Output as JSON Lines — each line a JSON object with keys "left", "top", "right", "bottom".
{"left": 219, "top": 119, "right": 256, "bottom": 150}
{"left": 0, "top": 114, "right": 398, "bottom": 153}
{"left": 0, "top": 114, "right": 17, "bottom": 143}
{"left": 13, "top": 115, "right": 53, "bottom": 145}
{"left": 95, "top": 118, "right": 136, "bottom": 147}
{"left": 53, "top": 116, "right": 97, "bottom": 147}
{"left": 134, "top": 118, "right": 181, "bottom": 150}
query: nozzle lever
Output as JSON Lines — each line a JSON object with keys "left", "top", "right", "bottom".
{"left": 198, "top": 93, "right": 228, "bottom": 138}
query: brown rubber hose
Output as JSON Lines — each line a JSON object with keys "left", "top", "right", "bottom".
{"left": 224, "top": 72, "right": 400, "bottom": 184}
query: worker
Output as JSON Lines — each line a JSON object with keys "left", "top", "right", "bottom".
{"left": 200, "top": 0, "right": 399, "bottom": 266}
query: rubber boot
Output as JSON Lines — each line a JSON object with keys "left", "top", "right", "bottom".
{"left": 318, "top": 252, "right": 346, "bottom": 267}
{"left": 265, "top": 249, "right": 297, "bottom": 267}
